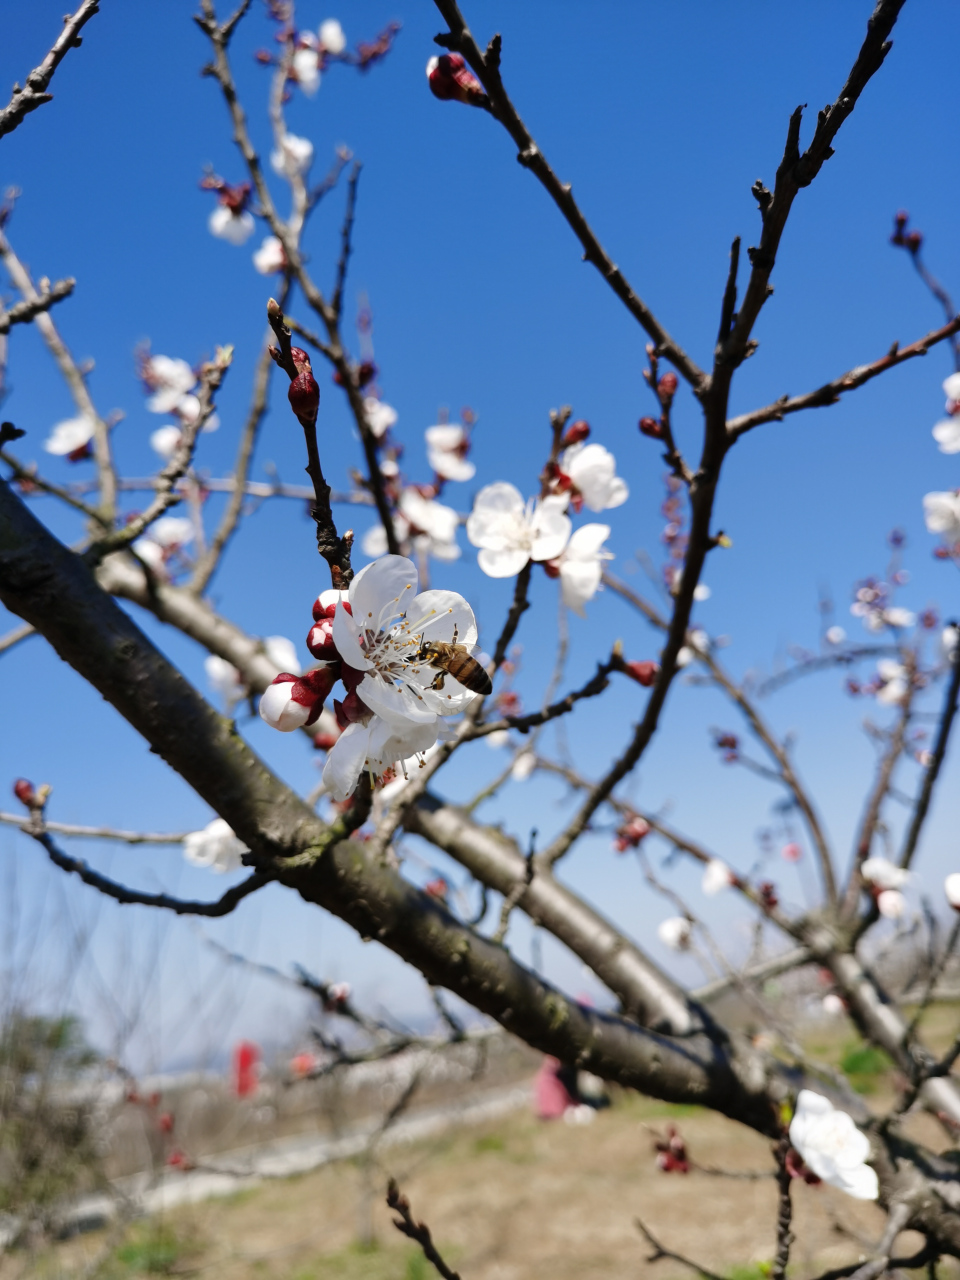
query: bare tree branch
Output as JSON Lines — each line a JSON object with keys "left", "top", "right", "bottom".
{"left": 0, "top": 277, "right": 74, "bottom": 333}
{"left": 899, "top": 640, "right": 960, "bottom": 870}
{"left": 387, "top": 1180, "right": 461, "bottom": 1280}
{"left": 0, "top": 0, "right": 101, "bottom": 142}
{"left": 0, "top": 811, "right": 190, "bottom": 845}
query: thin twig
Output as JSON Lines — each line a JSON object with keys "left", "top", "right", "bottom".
{"left": 0, "top": 278, "right": 74, "bottom": 333}
{"left": 0, "top": 620, "right": 34, "bottom": 655}
{"left": 634, "top": 1216, "right": 725, "bottom": 1280}
{"left": 899, "top": 639, "right": 960, "bottom": 870}
{"left": 1, "top": 446, "right": 110, "bottom": 525}
{"left": 26, "top": 826, "right": 269, "bottom": 916}
{"left": 771, "top": 1135, "right": 794, "bottom": 1280}
{"left": 386, "top": 1180, "right": 461, "bottom": 1280}
{"left": 463, "top": 654, "right": 616, "bottom": 740}
{"left": 727, "top": 313, "right": 960, "bottom": 438}
{"left": 492, "top": 829, "right": 535, "bottom": 944}
{"left": 0, "top": 0, "right": 101, "bottom": 141}
{"left": 0, "top": 811, "right": 190, "bottom": 844}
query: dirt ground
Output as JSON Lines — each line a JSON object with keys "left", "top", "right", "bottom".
{"left": 18, "top": 1088, "right": 956, "bottom": 1280}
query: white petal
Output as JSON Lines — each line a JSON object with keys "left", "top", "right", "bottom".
{"left": 350, "top": 554, "right": 419, "bottom": 626}
{"left": 259, "top": 681, "right": 311, "bottom": 731}
{"left": 478, "top": 547, "right": 530, "bottom": 578}
{"left": 319, "top": 18, "right": 346, "bottom": 53}
{"left": 410, "top": 589, "right": 478, "bottom": 648}
{"left": 467, "top": 482, "right": 525, "bottom": 548}
{"left": 560, "top": 559, "right": 603, "bottom": 616}
{"left": 358, "top": 673, "right": 437, "bottom": 727}
{"left": 332, "top": 602, "right": 374, "bottom": 671}
{"left": 292, "top": 47, "right": 321, "bottom": 94}
{"left": 945, "top": 873, "right": 960, "bottom": 908}
{"left": 430, "top": 451, "right": 476, "bottom": 482}
{"left": 322, "top": 721, "right": 371, "bottom": 800}
{"left": 425, "top": 424, "right": 465, "bottom": 451}
{"left": 943, "top": 373, "right": 960, "bottom": 401}
{"left": 43, "top": 415, "right": 95, "bottom": 455}
{"left": 933, "top": 420, "right": 960, "bottom": 454}
{"left": 529, "top": 504, "right": 572, "bottom": 561}
{"left": 208, "top": 206, "right": 255, "bottom": 245}
{"left": 361, "top": 524, "right": 389, "bottom": 558}
{"left": 399, "top": 489, "right": 459, "bottom": 543}
{"left": 150, "top": 425, "right": 182, "bottom": 458}
{"left": 923, "top": 491, "right": 960, "bottom": 537}
{"left": 150, "top": 516, "right": 194, "bottom": 547}
{"left": 264, "top": 635, "right": 300, "bottom": 675}
{"left": 565, "top": 523, "right": 611, "bottom": 560}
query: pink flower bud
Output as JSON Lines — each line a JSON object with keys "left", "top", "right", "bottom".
{"left": 426, "top": 53, "right": 487, "bottom": 107}
{"left": 624, "top": 660, "right": 659, "bottom": 687}
{"left": 288, "top": 354, "right": 320, "bottom": 427}
{"left": 561, "top": 419, "right": 590, "bottom": 447}
{"left": 307, "top": 617, "right": 337, "bottom": 659}
{"left": 312, "top": 591, "right": 350, "bottom": 622}
{"left": 334, "top": 688, "right": 371, "bottom": 729}
{"left": 781, "top": 842, "right": 802, "bottom": 863}
{"left": 658, "top": 372, "right": 679, "bottom": 401}
{"left": 425, "top": 876, "right": 449, "bottom": 901}
{"left": 638, "top": 416, "right": 663, "bottom": 439}
{"left": 259, "top": 667, "right": 337, "bottom": 732}
{"left": 13, "top": 778, "right": 36, "bottom": 808}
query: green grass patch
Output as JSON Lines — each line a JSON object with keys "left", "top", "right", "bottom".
{"left": 840, "top": 1042, "right": 889, "bottom": 1093}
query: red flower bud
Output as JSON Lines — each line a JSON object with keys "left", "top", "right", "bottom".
{"left": 541, "top": 558, "right": 561, "bottom": 580}
{"left": 624, "top": 660, "right": 658, "bottom": 687}
{"left": 424, "top": 876, "right": 449, "bottom": 901}
{"left": 758, "top": 881, "right": 779, "bottom": 911}
{"left": 426, "top": 54, "right": 487, "bottom": 107}
{"left": 13, "top": 778, "right": 36, "bottom": 808}
{"left": 638, "top": 416, "right": 663, "bottom": 439}
{"left": 658, "top": 372, "right": 679, "bottom": 401}
{"left": 289, "top": 364, "right": 320, "bottom": 427}
{"left": 312, "top": 731, "right": 340, "bottom": 751}
{"left": 561, "top": 419, "right": 590, "bottom": 447}
{"left": 158, "top": 1111, "right": 174, "bottom": 1134}
{"left": 334, "top": 689, "right": 370, "bottom": 729}
{"left": 905, "top": 229, "right": 923, "bottom": 252}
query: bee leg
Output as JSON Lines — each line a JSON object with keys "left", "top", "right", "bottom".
{"left": 430, "top": 672, "right": 447, "bottom": 691}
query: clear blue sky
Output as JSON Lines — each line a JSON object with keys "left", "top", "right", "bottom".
{"left": 2, "top": 1, "right": 959, "bottom": 1070}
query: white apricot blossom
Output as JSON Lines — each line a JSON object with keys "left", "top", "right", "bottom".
{"left": 253, "top": 236, "right": 286, "bottom": 275}
{"left": 554, "top": 523, "right": 613, "bottom": 616}
{"left": 319, "top": 18, "right": 346, "bottom": 54}
{"left": 292, "top": 42, "right": 321, "bottom": 94}
{"left": 144, "top": 355, "right": 196, "bottom": 415}
{"left": 183, "top": 818, "right": 247, "bottom": 874}
{"left": 789, "top": 1090, "right": 878, "bottom": 1200}
{"left": 150, "top": 425, "right": 182, "bottom": 459}
{"left": 944, "top": 872, "right": 960, "bottom": 910}
{"left": 657, "top": 917, "right": 692, "bottom": 951}
{"left": 363, "top": 396, "right": 397, "bottom": 438}
{"left": 861, "top": 857, "right": 908, "bottom": 891}
{"left": 932, "top": 419, "right": 960, "bottom": 453}
{"left": 362, "top": 490, "right": 461, "bottom": 563}
{"left": 702, "top": 858, "right": 733, "bottom": 895}
{"left": 923, "top": 491, "right": 960, "bottom": 540}
{"left": 875, "top": 659, "right": 909, "bottom": 705}
{"left": 44, "top": 415, "right": 95, "bottom": 456}
{"left": 558, "top": 442, "right": 628, "bottom": 512}
{"left": 205, "top": 654, "right": 243, "bottom": 704}
{"left": 209, "top": 204, "right": 255, "bottom": 245}
{"left": 467, "top": 482, "right": 571, "bottom": 578}
{"left": 271, "top": 132, "right": 313, "bottom": 177}
{"left": 425, "top": 424, "right": 475, "bottom": 482}
{"left": 322, "top": 555, "right": 482, "bottom": 800}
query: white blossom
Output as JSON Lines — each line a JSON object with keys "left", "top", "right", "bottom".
{"left": 657, "top": 917, "right": 692, "bottom": 951}
{"left": 860, "top": 857, "right": 908, "bottom": 890}
{"left": 511, "top": 750, "right": 536, "bottom": 781}
{"left": 144, "top": 356, "right": 196, "bottom": 415}
{"left": 944, "top": 872, "right": 960, "bottom": 910}
{"left": 150, "top": 425, "right": 182, "bottom": 459}
{"left": 556, "top": 523, "right": 613, "bottom": 616}
{"left": 399, "top": 489, "right": 460, "bottom": 559}
{"left": 208, "top": 205, "right": 255, "bottom": 245}
{"left": 693, "top": 584, "right": 711, "bottom": 602}
{"left": 875, "top": 659, "right": 909, "bottom": 706}
{"left": 943, "top": 372, "right": 960, "bottom": 405}
{"left": 789, "top": 1090, "right": 877, "bottom": 1200}
{"left": 363, "top": 397, "right": 397, "bottom": 438}
{"left": 701, "top": 858, "right": 733, "bottom": 895}
{"left": 822, "top": 993, "right": 845, "bottom": 1016}
{"left": 923, "top": 491, "right": 960, "bottom": 540}
{"left": 486, "top": 729, "right": 510, "bottom": 749}
{"left": 292, "top": 46, "right": 321, "bottom": 94}
{"left": 943, "top": 625, "right": 960, "bottom": 659}
{"left": 183, "top": 818, "right": 247, "bottom": 874}
{"left": 43, "top": 415, "right": 95, "bottom": 456}
{"left": 466, "top": 482, "right": 571, "bottom": 578}
{"left": 205, "top": 654, "right": 243, "bottom": 702}
{"left": 150, "top": 516, "right": 194, "bottom": 548}
{"left": 322, "top": 555, "right": 481, "bottom": 799}
{"left": 883, "top": 606, "right": 915, "bottom": 629}
{"left": 131, "top": 537, "right": 167, "bottom": 576}
{"left": 263, "top": 635, "right": 300, "bottom": 676}
{"left": 253, "top": 236, "right": 286, "bottom": 275}
{"left": 319, "top": 18, "right": 346, "bottom": 53}
{"left": 825, "top": 625, "right": 846, "bottom": 645}
{"left": 877, "top": 888, "right": 906, "bottom": 919}
{"left": 270, "top": 133, "right": 314, "bottom": 177}
{"left": 558, "top": 442, "right": 628, "bottom": 512}
{"left": 425, "top": 424, "right": 475, "bottom": 482}
{"left": 932, "top": 419, "right": 960, "bottom": 454}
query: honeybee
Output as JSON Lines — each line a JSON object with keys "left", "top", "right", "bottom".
{"left": 417, "top": 625, "right": 492, "bottom": 696}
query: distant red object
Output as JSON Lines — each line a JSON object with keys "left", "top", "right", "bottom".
{"left": 534, "top": 1056, "right": 578, "bottom": 1120}
{"left": 232, "top": 1040, "right": 261, "bottom": 1097}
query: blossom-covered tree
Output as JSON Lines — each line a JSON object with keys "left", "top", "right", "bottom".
{"left": 5, "top": 0, "right": 960, "bottom": 1272}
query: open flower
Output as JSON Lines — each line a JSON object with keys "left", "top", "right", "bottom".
{"left": 875, "top": 659, "right": 909, "bottom": 705}
{"left": 44, "top": 415, "right": 95, "bottom": 459}
{"left": 557, "top": 442, "right": 629, "bottom": 512}
{"left": 321, "top": 555, "right": 482, "bottom": 799}
{"left": 363, "top": 396, "right": 397, "bottom": 438}
{"left": 271, "top": 132, "right": 314, "bottom": 178}
{"left": 877, "top": 888, "right": 906, "bottom": 919}
{"left": 319, "top": 19, "right": 347, "bottom": 54}
{"left": 253, "top": 236, "right": 286, "bottom": 275}
{"left": 183, "top": 818, "right": 247, "bottom": 874}
{"left": 861, "top": 857, "right": 908, "bottom": 891}
{"left": 209, "top": 204, "right": 255, "bottom": 245}
{"left": 362, "top": 490, "right": 461, "bottom": 564}
{"left": 143, "top": 355, "right": 197, "bottom": 416}
{"left": 550, "top": 523, "right": 613, "bottom": 616}
{"left": 702, "top": 859, "right": 733, "bottom": 895}
{"left": 425, "top": 424, "right": 475, "bottom": 482}
{"left": 657, "top": 917, "right": 692, "bottom": 951}
{"left": 944, "top": 873, "right": 960, "bottom": 911}
{"left": 789, "top": 1090, "right": 878, "bottom": 1200}
{"left": 933, "top": 419, "right": 960, "bottom": 454}
{"left": 923, "top": 491, "right": 960, "bottom": 540}
{"left": 150, "top": 425, "right": 182, "bottom": 459}
{"left": 205, "top": 654, "right": 243, "bottom": 705}
{"left": 467, "top": 482, "right": 571, "bottom": 578}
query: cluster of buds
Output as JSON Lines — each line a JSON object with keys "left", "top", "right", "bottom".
{"left": 654, "top": 1124, "right": 689, "bottom": 1174}
{"left": 640, "top": 342, "right": 679, "bottom": 442}
{"left": 261, "top": 590, "right": 346, "bottom": 731}
{"left": 757, "top": 881, "right": 779, "bottom": 912}
{"left": 613, "top": 814, "right": 651, "bottom": 853}
{"left": 713, "top": 731, "right": 739, "bottom": 763}
{"left": 890, "top": 209, "right": 923, "bottom": 255}
{"left": 850, "top": 577, "right": 915, "bottom": 633}
{"left": 426, "top": 53, "right": 488, "bottom": 107}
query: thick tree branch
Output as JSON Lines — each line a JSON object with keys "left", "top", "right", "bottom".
{"left": 899, "top": 641, "right": 960, "bottom": 870}
{"left": 431, "top": 0, "right": 706, "bottom": 392}
{"left": 0, "top": 0, "right": 101, "bottom": 142}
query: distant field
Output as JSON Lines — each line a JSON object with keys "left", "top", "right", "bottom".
{"left": 9, "top": 1007, "right": 960, "bottom": 1279}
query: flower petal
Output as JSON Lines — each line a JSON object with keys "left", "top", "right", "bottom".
{"left": 332, "top": 602, "right": 373, "bottom": 671}
{"left": 358, "top": 673, "right": 437, "bottom": 726}
{"left": 322, "top": 721, "right": 371, "bottom": 800}
{"left": 409, "top": 589, "right": 478, "bottom": 648}
{"left": 478, "top": 547, "right": 530, "bottom": 578}
{"left": 350, "top": 555, "right": 419, "bottom": 628}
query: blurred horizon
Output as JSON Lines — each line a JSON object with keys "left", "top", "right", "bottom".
{"left": 2, "top": 0, "right": 959, "bottom": 1073}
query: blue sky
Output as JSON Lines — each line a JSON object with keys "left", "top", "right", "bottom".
{"left": 1, "top": 1, "right": 959, "bottom": 1069}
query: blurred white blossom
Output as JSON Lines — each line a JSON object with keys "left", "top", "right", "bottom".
{"left": 558, "top": 442, "right": 628, "bottom": 512}
{"left": 253, "top": 236, "right": 286, "bottom": 275}
{"left": 271, "top": 132, "right": 313, "bottom": 177}
{"left": 364, "top": 397, "right": 397, "bottom": 438}
{"left": 789, "top": 1091, "right": 878, "bottom": 1200}
{"left": 425, "top": 423, "right": 475, "bottom": 482}
{"left": 555, "top": 523, "right": 613, "bottom": 616}
{"left": 44, "top": 415, "right": 95, "bottom": 456}
{"left": 319, "top": 18, "right": 346, "bottom": 53}
{"left": 209, "top": 204, "right": 255, "bottom": 245}
{"left": 467, "top": 482, "right": 571, "bottom": 578}
{"left": 183, "top": 818, "right": 247, "bottom": 874}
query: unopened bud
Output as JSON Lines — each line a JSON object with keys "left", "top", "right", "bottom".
{"left": 905, "top": 229, "right": 923, "bottom": 252}
{"left": 289, "top": 366, "right": 320, "bottom": 427}
{"left": 658, "top": 372, "right": 679, "bottom": 401}
{"left": 715, "top": 532, "right": 733, "bottom": 549}
{"left": 562, "top": 419, "right": 590, "bottom": 447}
{"left": 541, "top": 558, "right": 561, "bottom": 580}
{"left": 624, "top": 660, "right": 659, "bottom": 687}
{"left": 638, "top": 416, "right": 663, "bottom": 439}
{"left": 426, "top": 53, "right": 487, "bottom": 107}
{"left": 13, "top": 778, "right": 36, "bottom": 808}
{"left": 259, "top": 667, "right": 337, "bottom": 732}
